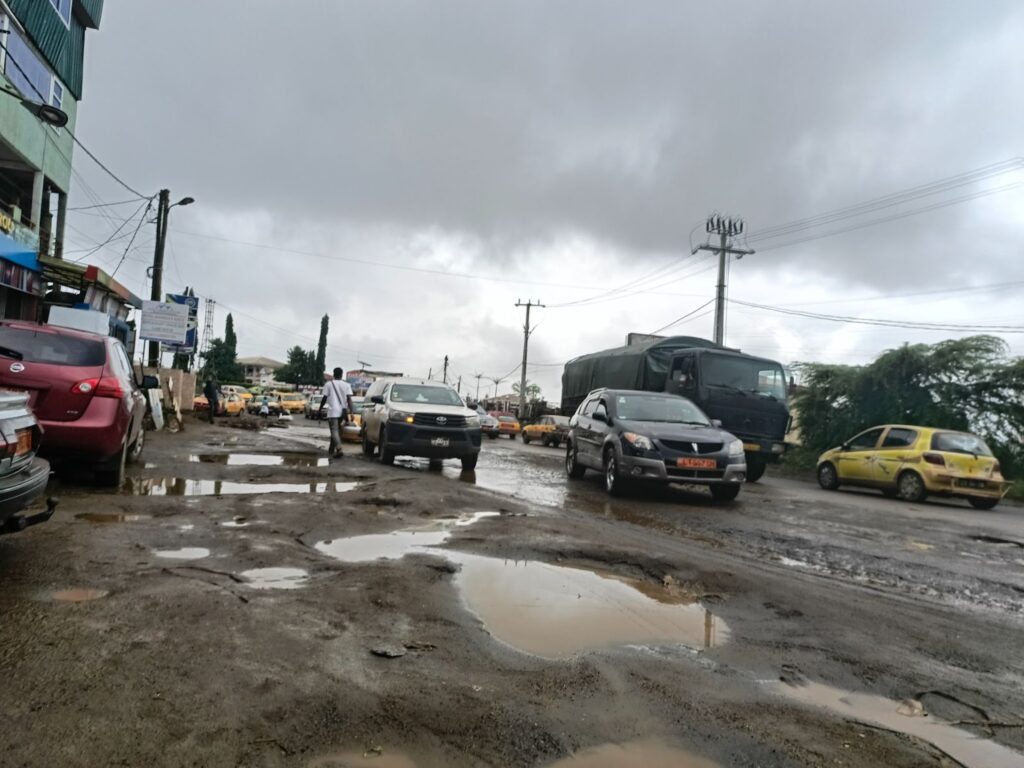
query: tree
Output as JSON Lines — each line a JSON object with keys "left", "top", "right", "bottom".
{"left": 315, "top": 314, "right": 329, "bottom": 381}
{"left": 512, "top": 380, "right": 543, "bottom": 401}
{"left": 225, "top": 314, "right": 238, "bottom": 358}
{"left": 277, "top": 346, "right": 320, "bottom": 385}
{"left": 792, "top": 336, "right": 1024, "bottom": 478}
{"left": 200, "top": 314, "right": 243, "bottom": 381}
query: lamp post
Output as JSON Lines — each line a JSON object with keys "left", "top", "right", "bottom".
{"left": 0, "top": 87, "right": 70, "bottom": 127}
{"left": 147, "top": 190, "right": 194, "bottom": 367}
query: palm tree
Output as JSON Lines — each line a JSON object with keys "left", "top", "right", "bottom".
{"left": 512, "top": 380, "right": 542, "bottom": 401}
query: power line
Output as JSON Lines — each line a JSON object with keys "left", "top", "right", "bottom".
{"left": 111, "top": 199, "right": 155, "bottom": 277}
{"left": 70, "top": 198, "right": 153, "bottom": 264}
{"left": 648, "top": 298, "right": 717, "bottom": 335}
{"left": 67, "top": 197, "right": 148, "bottom": 212}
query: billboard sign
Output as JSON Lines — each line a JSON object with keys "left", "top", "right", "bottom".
{"left": 139, "top": 300, "right": 189, "bottom": 344}
{"left": 165, "top": 293, "right": 199, "bottom": 352}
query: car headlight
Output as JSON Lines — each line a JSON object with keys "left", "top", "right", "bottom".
{"left": 389, "top": 410, "right": 415, "bottom": 424}
{"left": 728, "top": 439, "right": 745, "bottom": 457}
{"left": 466, "top": 415, "right": 480, "bottom": 427}
{"left": 622, "top": 432, "right": 654, "bottom": 451}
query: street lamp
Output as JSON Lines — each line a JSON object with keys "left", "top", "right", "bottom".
{"left": 0, "top": 87, "right": 69, "bottom": 127}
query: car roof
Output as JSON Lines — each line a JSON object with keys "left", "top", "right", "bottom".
{"left": 384, "top": 377, "right": 454, "bottom": 388}
{"left": 585, "top": 388, "right": 678, "bottom": 398}
{"left": 866, "top": 424, "right": 978, "bottom": 436}
{"left": 0, "top": 320, "right": 111, "bottom": 343}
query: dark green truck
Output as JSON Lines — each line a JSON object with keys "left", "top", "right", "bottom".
{"left": 561, "top": 336, "right": 790, "bottom": 481}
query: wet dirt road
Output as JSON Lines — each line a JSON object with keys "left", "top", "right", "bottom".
{"left": 1, "top": 418, "right": 1022, "bottom": 767}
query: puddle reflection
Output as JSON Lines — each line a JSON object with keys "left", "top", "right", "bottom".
{"left": 314, "top": 512, "right": 499, "bottom": 562}
{"left": 48, "top": 588, "right": 109, "bottom": 603}
{"left": 76, "top": 513, "right": 150, "bottom": 523}
{"left": 123, "top": 478, "right": 358, "bottom": 496}
{"left": 545, "top": 739, "right": 722, "bottom": 768}
{"left": 153, "top": 547, "right": 210, "bottom": 560}
{"left": 239, "top": 567, "right": 309, "bottom": 590}
{"left": 189, "top": 453, "right": 329, "bottom": 468}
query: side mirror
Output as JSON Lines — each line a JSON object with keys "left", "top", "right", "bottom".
{"left": 370, "top": 395, "right": 385, "bottom": 405}
{"left": 710, "top": 418, "right": 722, "bottom": 428}
{"left": 140, "top": 375, "right": 159, "bottom": 390}
{"left": 592, "top": 411, "right": 607, "bottom": 423}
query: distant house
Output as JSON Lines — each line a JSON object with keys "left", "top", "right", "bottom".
{"left": 238, "top": 356, "right": 284, "bottom": 387}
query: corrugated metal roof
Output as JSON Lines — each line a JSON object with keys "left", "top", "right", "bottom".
{"left": 77, "top": 0, "right": 103, "bottom": 29}
{"left": 6, "top": 0, "right": 102, "bottom": 100}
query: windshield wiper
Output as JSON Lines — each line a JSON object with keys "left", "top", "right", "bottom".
{"left": 0, "top": 345, "right": 23, "bottom": 361}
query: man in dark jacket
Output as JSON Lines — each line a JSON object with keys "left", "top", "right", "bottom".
{"left": 203, "top": 377, "right": 219, "bottom": 424}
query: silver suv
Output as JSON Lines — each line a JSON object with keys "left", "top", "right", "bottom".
{"left": 360, "top": 378, "right": 482, "bottom": 470}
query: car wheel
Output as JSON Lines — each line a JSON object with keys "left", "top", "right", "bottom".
{"left": 565, "top": 441, "right": 586, "bottom": 479}
{"left": 968, "top": 497, "right": 999, "bottom": 510}
{"left": 96, "top": 439, "right": 128, "bottom": 487}
{"left": 817, "top": 462, "right": 840, "bottom": 490}
{"left": 487, "top": 433, "right": 498, "bottom": 440}
{"left": 461, "top": 454, "right": 478, "bottom": 471}
{"left": 509, "top": 432, "right": 516, "bottom": 440}
{"left": 522, "top": 432, "right": 530, "bottom": 444}
{"left": 428, "top": 458, "right": 444, "bottom": 471}
{"left": 127, "top": 425, "right": 145, "bottom": 464}
{"left": 603, "top": 447, "right": 626, "bottom": 497}
{"left": 551, "top": 440, "right": 560, "bottom": 449}
{"left": 378, "top": 427, "right": 395, "bottom": 466}
{"left": 745, "top": 454, "right": 767, "bottom": 482}
{"left": 897, "top": 470, "right": 927, "bottom": 502}
{"left": 710, "top": 484, "right": 741, "bottom": 502}
{"left": 361, "top": 428, "right": 375, "bottom": 456}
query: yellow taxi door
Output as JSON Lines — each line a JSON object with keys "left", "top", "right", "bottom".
{"left": 835, "top": 427, "right": 886, "bottom": 483}
{"left": 869, "top": 427, "right": 919, "bottom": 486}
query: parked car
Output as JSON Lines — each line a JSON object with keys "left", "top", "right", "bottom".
{"left": 222, "top": 393, "right": 247, "bottom": 416}
{"left": 221, "top": 385, "right": 251, "bottom": 402}
{"left": 0, "top": 321, "right": 158, "bottom": 485}
{"left": 247, "top": 396, "right": 282, "bottom": 416}
{"left": 497, "top": 415, "right": 520, "bottom": 439}
{"left": 277, "top": 392, "right": 307, "bottom": 414}
{"left": 522, "top": 415, "right": 570, "bottom": 447}
{"left": 0, "top": 390, "right": 53, "bottom": 535}
{"left": 565, "top": 388, "right": 746, "bottom": 500}
{"left": 360, "top": 377, "right": 481, "bottom": 470}
{"left": 816, "top": 424, "right": 1012, "bottom": 509}
{"left": 342, "top": 396, "right": 365, "bottom": 442}
{"left": 480, "top": 413, "right": 500, "bottom": 439}
{"left": 305, "top": 394, "right": 327, "bottom": 419}
{"left": 193, "top": 394, "right": 223, "bottom": 415}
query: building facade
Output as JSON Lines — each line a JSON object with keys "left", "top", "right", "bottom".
{"left": 238, "top": 357, "right": 285, "bottom": 387}
{"left": 0, "top": 0, "right": 102, "bottom": 319}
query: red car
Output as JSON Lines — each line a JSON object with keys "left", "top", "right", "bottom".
{"left": 0, "top": 321, "right": 157, "bottom": 485}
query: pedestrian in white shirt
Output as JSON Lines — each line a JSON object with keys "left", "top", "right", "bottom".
{"left": 318, "top": 367, "right": 354, "bottom": 458}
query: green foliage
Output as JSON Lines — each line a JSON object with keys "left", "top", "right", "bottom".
{"left": 277, "top": 345, "right": 321, "bottom": 386}
{"left": 199, "top": 314, "right": 243, "bottom": 381}
{"left": 315, "top": 314, "right": 329, "bottom": 382}
{"left": 793, "top": 336, "right": 1024, "bottom": 480}
{"left": 512, "top": 380, "right": 543, "bottom": 401}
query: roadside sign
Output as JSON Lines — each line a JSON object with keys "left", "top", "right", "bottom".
{"left": 165, "top": 293, "right": 199, "bottom": 352}
{"left": 139, "top": 300, "right": 189, "bottom": 344}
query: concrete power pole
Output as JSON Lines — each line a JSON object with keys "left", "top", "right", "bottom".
{"left": 693, "top": 215, "right": 754, "bottom": 346}
{"left": 442, "top": 355, "right": 449, "bottom": 384}
{"left": 147, "top": 190, "right": 194, "bottom": 368}
{"left": 514, "top": 299, "right": 544, "bottom": 414}
{"left": 474, "top": 372, "right": 484, "bottom": 402}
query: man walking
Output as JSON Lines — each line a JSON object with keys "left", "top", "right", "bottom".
{"left": 203, "top": 376, "right": 219, "bottom": 424}
{"left": 318, "top": 367, "right": 354, "bottom": 458}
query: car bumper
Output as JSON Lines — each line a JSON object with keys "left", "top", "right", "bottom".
{"left": 618, "top": 452, "right": 747, "bottom": 485}
{"left": 38, "top": 399, "right": 127, "bottom": 462}
{"left": 341, "top": 423, "right": 362, "bottom": 442}
{"left": 0, "top": 457, "right": 51, "bottom": 526}
{"left": 923, "top": 473, "right": 1012, "bottom": 500}
{"left": 384, "top": 422, "right": 482, "bottom": 459}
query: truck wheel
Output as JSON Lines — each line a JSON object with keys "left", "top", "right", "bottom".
{"left": 745, "top": 454, "right": 767, "bottom": 482}
{"left": 710, "top": 484, "right": 741, "bottom": 502}
{"left": 378, "top": 427, "right": 395, "bottom": 466}
{"left": 565, "top": 441, "right": 586, "bottom": 479}
{"left": 461, "top": 454, "right": 478, "bottom": 471}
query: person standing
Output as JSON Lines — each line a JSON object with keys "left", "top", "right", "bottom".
{"left": 318, "top": 367, "right": 354, "bottom": 458}
{"left": 203, "top": 377, "right": 219, "bottom": 424}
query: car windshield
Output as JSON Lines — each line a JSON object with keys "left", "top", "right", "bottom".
{"left": 614, "top": 394, "right": 709, "bottom": 425}
{"left": 0, "top": 327, "right": 105, "bottom": 366}
{"left": 931, "top": 431, "right": 993, "bottom": 456}
{"left": 283, "top": 394, "right": 303, "bottom": 401}
{"left": 701, "top": 353, "right": 787, "bottom": 400}
{"left": 390, "top": 384, "right": 463, "bottom": 406}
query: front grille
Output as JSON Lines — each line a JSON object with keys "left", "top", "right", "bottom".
{"left": 413, "top": 413, "right": 467, "bottom": 427}
{"left": 415, "top": 429, "right": 466, "bottom": 442}
{"left": 658, "top": 440, "right": 723, "bottom": 455}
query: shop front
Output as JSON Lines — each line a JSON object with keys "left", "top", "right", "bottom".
{"left": 0, "top": 228, "right": 44, "bottom": 320}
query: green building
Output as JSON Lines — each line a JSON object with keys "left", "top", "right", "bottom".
{"left": 0, "top": 0, "right": 103, "bottom": 320}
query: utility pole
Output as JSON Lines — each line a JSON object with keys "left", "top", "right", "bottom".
{"left": 693, "top": 215, "right": 754, "bottom": 346}
{"left": 514, "top": 299, "right": 543, "bottom": 414}
{"left": 474, "top": 372, "right": 484, "bottom": 402}
{"left": 442, "top": 355, "right": 449, "bottom": 384}
{"left": 147, "top": 190, "right": 195, "bottom": 368}
{"left": 456, "top": 375, "right": 462, "bottom": 394}
{"left": 427, "top": 367, "right": 432, "bottom": 380}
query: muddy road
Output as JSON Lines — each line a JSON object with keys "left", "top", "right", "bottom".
{"left": 1, "top": 419, "right": 1022, "bottom": 767}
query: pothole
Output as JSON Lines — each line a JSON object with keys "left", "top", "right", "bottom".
{"left": 773, "top": 680, "right": 1023, "bottom": 768}
{"left": 49, "top": 588, "right": 109, "bottom": 602}
{"left": 123, "top": 479, "right": 359, "bottom": 496}
{"left": 314, "top": 512, "right": 499, "bottom": 562}
{"left": 969, "top": 535, "right": 1024, "bottom": 548}
{"left": 545, "top": 739, "right": 722, "bottom": 767}
{"left": 153, "top": 547, "right": 210, "bottom": 560}
{"left": 76, "top": 513, "right": 150, "bottom": 523}
{"left": 239, "top": 567, "right": 309, "bottom": 590}
{"left": 189, "top": 453, "right": 329, "bottom": 468}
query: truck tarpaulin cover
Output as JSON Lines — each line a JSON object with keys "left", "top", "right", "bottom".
{"left": 561, "top": 336, "right": 724, "bottom": 412}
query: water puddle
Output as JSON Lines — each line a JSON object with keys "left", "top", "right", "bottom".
{"left": 545, "top": 739, "right": 722, "bottom": 768}
{"left": 49, "top": 588, "right": 109, "bottom": 603}
{"left": 239, "top": 567, "right": 309, "bottom": 590}
{"left": 314, "top": 512, "right": 499, "bottom": 563}
{"left": 123, "top": 479, "right": 358, "bottom": 496}
{"left": 452, "top": 554, "right": 727, "bottom": 658}
{"left": 76, "top": 512, "right": 150, "bottom": 523}
{"left": 774, "top": 680, "right": 1024, "bottom": 768}
{"left": 189, "top": 453, "right": 329, "bottom": 468}
{"left": 153, "top": 547, "right": 210, "bottom": 560}
{"left": 306, "top": 751, "right": 417, "bottom": 768}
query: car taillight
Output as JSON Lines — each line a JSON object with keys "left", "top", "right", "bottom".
{"left": 73, "top": 377, "right": 124, "bottom": 398}
{"left": 923, "top": 452, "right": 945, "bottom": 466}
{"left": 1, "top": 438, "right": 14, "bottom": 459}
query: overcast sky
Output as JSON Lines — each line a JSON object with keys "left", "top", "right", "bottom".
{"left": 63, "top": 1, "right": 1024, "bottom": 400}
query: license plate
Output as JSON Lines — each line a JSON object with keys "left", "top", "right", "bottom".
{"left": 742, "top": 442, "right": 760, "bottom": 452}
{"left": 15, "top": 428, "right": 32, "bottom": 456}
{"left": 955, "top": 479, "right": 987, "bottom": 489}
{"left": 677, "top": 457, "right": 716, "bottom": 469}
{"left": 431, "top": 437, "right": 450, "bottom": 448}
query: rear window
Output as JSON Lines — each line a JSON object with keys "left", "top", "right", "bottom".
{"left": 498, "top": 416, "right": 517, "bottom": 423}
{"left": 931, "top": 432, "right": 993, "bottom": 456}
{"left": 0, "top": 327, "right": 105, "bottom": 366}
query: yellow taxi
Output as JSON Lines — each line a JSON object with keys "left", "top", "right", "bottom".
{"left": 521, "top": 415, "right": 570, "bottom": 447}
{"left": 817, "top": 424, "right": 1011, "bottom": 510}
{"left": 496, "top": 415, "right": 520, "bottom": 439}
{"left": 276, "top": 392, "right": 307, "bottom": 414}
{"left": 222, "top": 393, "right": 247, "bottom": 416}
{"left": 222, "top": 385, "right": 252, "bottom": 402}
